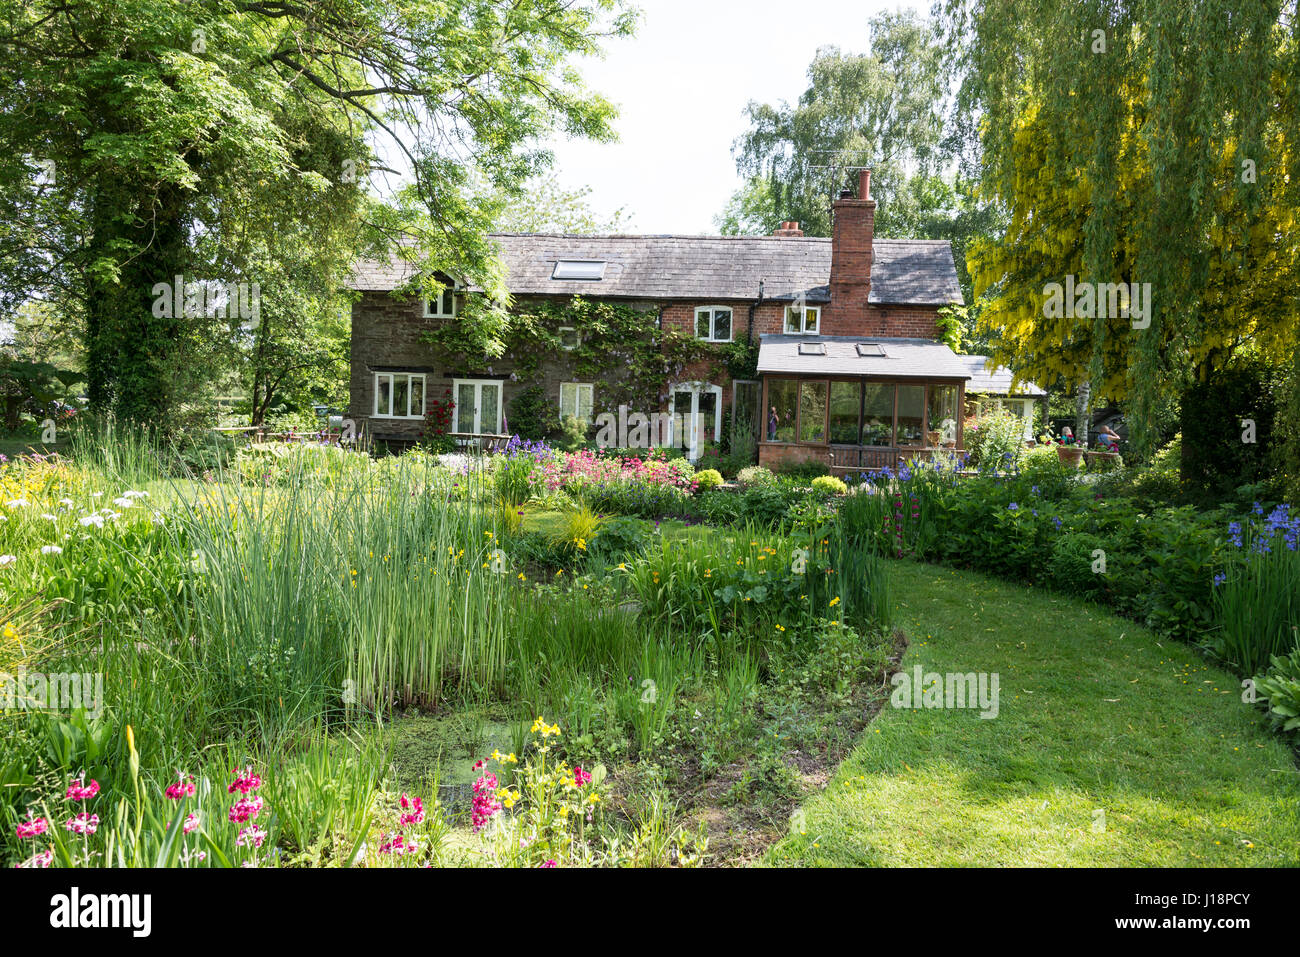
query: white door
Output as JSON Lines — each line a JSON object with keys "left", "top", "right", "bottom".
{"left": 453, "top": 380, "right": 502, "bottom": 434}
{"left": 668, "top": 383, "right": 722, "bottom": 460}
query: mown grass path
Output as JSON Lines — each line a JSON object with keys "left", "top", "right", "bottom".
{"left": 768, "top": 561, "right": 1300, "bottom": 866}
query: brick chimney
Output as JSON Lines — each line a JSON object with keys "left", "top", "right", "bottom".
{"left": 772, "top": 221, "right": 804, "bottom": 238}
{"left": 825, "top": 169, "right": 875, "bottom": 329}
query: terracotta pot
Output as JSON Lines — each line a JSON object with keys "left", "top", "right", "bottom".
{"left": 1057, "top": 446, "right": 1085, "bottom": 465}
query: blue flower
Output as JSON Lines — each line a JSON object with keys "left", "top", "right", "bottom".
{"left": 1052, "top": 516, "right": 1063, "bottom": 530}
{"left": 1007, "top": 502, "right": 1019, "bottom": 511}
{"left": 1031, "top": 485, "right": 1040, "bottom": 495}
{"left": 1213, "top": 573, "right": 1226, "bottom": 587}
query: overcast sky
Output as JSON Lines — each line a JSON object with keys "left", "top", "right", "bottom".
{"left": 542, "top": 0, "right": 904, "bottom": 235}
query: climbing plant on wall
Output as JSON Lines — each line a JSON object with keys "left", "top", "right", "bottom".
{"left": 422, "top": 295, "right": 727, "bottom": 409}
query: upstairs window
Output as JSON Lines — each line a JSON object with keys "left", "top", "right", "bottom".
{"left": 423, "top": 272, "right": 457, "bottom": 318}
{"left": 695, "top": 306, "right": 733, "bottom": 343}
{"left": 552, "top": 260, "right": 606, "bottom": 281}
{"left": 785, "top": 304, "right": 820, "bottom": 335}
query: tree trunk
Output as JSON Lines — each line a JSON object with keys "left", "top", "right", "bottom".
{"left": 1075, "top": 382, "right": 1091, "bottom": 447}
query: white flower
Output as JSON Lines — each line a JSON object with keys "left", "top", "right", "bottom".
{"left": 122, "top": 490, "right": 149, "bottom": 500}
{"left": 6, "top": 498, "right": 30, "bottom": 508}
{"left": 78, "top": 515, "right": 105, "bottom": 528}
{"left": 90, "top": 492, "right": 102, "bottom": 498}
{"left": 40, "top": 513, "right": 57, "bottom": 521}
{"left": 40, "top": 545, "right": 62, "bottom": 555}
{"left": 112, "top": 497, "right": 135, "bottom": 508}
{"left": 0, "top": 555, "right": 16, "bottom": 567}
{"left": 58, "top": 498, "right": 74, "bottom": 508}
{"left": 101, "top": 511, "right": 121, "bottom": 521}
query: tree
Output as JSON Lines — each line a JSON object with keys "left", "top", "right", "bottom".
{"left": 0, "top": 0, "right": 635, "bottom": 426}
{"left": 494, "top": 172, "right": 632, "bottom": 234}
{"left": 944, "top": 0, "right": 1300, "bottom": 463}
{"left": 727, "top": 10, "right": 949, "bottom": 236}
{"left": 720, "top": 10, "right": 998, "bottom": 304}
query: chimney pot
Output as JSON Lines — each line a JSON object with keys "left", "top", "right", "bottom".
{"left": 859, "top": 168, "right": 872, "bottom": 201}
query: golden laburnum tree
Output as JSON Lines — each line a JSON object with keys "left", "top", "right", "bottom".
{"left": 948, "top": 0, "right": 1300, "bottom": 463}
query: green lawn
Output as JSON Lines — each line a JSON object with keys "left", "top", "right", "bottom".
{"left": 769, "top": 560, "right": 1300, "bottom": 867}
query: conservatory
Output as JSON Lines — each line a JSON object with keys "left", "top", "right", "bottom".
{"left": 755, "top": 335, "right": 971, "bottom": 474}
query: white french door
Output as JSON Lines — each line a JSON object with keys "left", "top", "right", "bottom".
{"left": 453, "top": 379, "right": 503, "bottom": 434}
{"left": 668, "top": 382, "right": 722, "bottom": 460}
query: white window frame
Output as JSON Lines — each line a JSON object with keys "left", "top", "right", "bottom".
{"left": 423, "top": 274, "right": 458, "bottom": 318}
{"left": 451, "top": 379, "right": 504, "bottom": 435}
{"left": 694, "top": 305, "right": 734, "bottom": 343}
{"left": 559, "top": 382, "right": 595, "bottom": 424}
{"left": 373, "top": 373, "right": 427, "bottom": 419}
{"left": 557, "top": 326, "right": 581, "bottom": 351}
{"left": 784, "top": 304, "right": 821, "bottom": 335}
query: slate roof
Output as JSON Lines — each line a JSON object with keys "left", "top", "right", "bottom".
{"left": 757, "top": 335, "right": 970, "bottom": 379}
{"left": 350, "top": 234, "right": 962, "bottom": 306}
{"left": 959, "top": 355, "right": 1046, "bottom": 396}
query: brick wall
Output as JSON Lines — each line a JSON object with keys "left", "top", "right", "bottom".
{"left": 757, "top": 441, "right": 831, "bottom": 470}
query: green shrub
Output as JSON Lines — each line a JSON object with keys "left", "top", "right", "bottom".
{"left": 1047, "top": 532, "right": 1110, "bottom": 599}
{"left": 810, "top": 475, "right": 847, "bottom": 497}
{"left": 555, "top": 414, "right": 587, "bottom": 452}
{"left": 494, "top": 453, "right": 540, "bottom": 506}
{"left": 508, "top": 386, "right": 561, "bottom": 442}
{"left": 1254, "top": 642, "right": 1300, "bottom": 740}
{"left": 694, "top": 468, "right": 724, "bottom": 491}
{"left": 967, "top": 409, "right": 1025, "bottom": 469}
{"left": 736, "top": 465, "right": 776, "bottom": 488}
{"left": 1017, "top": 445, "right": 1076, "bottom": 500}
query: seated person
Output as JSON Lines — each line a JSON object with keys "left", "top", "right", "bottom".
{"left": 1096, "top": 423, "right": 1121, "bottom": 451}
{"left": 1057, "top": 426, "right": 1075, "bottom": 445}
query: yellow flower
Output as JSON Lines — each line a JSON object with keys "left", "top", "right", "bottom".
{"left": 828, "top": 596, "right": 841, "bottom": 607}
{"left": 2, "top": 623, "right": 17, "bottom": 642}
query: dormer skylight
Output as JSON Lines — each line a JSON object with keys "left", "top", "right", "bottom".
{"left": 552, "top": 260, "right": 607, "bottom": 281}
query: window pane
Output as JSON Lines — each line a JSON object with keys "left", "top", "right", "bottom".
{"left": 559, "top": 383, "right": 575, "bottom": 419}
{"left": 897, "top": 384, "right": 924, "bottom": 445}
{"left": 410, "top": 377, "right": 425, "bottom": 418}
{"left": 928, "top": 385, "right": 958, "bottom": 446}
{"left": 804, "top": 308, "right": 819, "bottom": 334}
{"left": 377, "top": 375, "right": 392, "bottom": 416}
{"left": 767, "top": 379, "right": 798, "bottom": 443}
{"left": 577, "top": 385, "right": 594, "bottom": 422}
{"left": 696, "top": 310, "right": 711, "bottom": 339}
{"left": 457, "top": 383, "right": 475, "bottom": 432}
{"left": 393, "top": 376, "right": 410, "bottom": 418}
{"left": 862, "top": 383, "right": 895, "bottom": 446}
{"left": 829, "top": 381, "right": 861, "bottom": 444}
{"left": 713, "top": 309, "right": 731, "bottom": 341}
{"left": 799, "top": 381, "right": 828, "bottom": 443}
{"left": 481, "top": 383, "right": 500, "bottom": 433}
{"left": 732, "top": 381, "right": 760, "bottom": 446}
{"left": 698, "top": 389, "right": 718, "bottom": 444}
{"left": 784, "top": 307, "right": 800, "bottom": 334}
